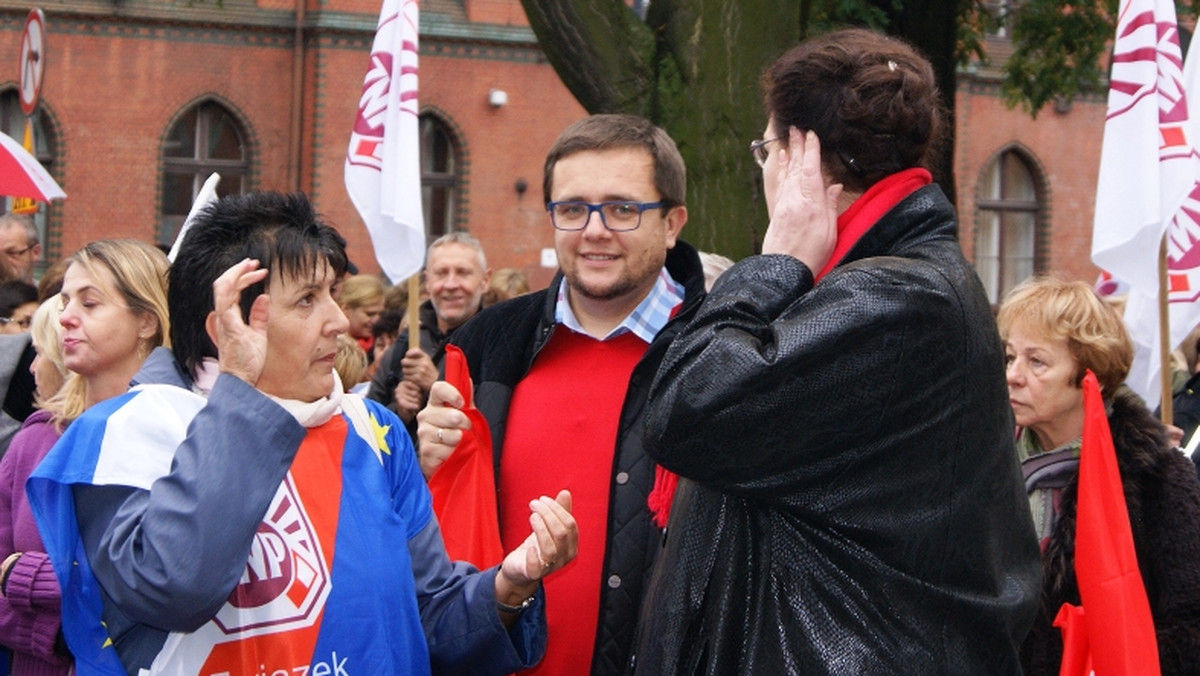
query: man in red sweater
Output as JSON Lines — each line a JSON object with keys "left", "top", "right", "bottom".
{"left": 415, "top": 114, "right": 707, "bottom": 675}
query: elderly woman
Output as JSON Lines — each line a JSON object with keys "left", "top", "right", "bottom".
{"left": 998, "top": 277, "right": 1200, "bottom": 675}
{"left": 631, "top": 28, "right": 1040, "bottom": 674}
{"left": 27, "top": 192, "right": 576, "bottom": 675}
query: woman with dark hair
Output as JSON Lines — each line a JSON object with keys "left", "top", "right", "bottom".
{"left": 998, "top": 276, "right": 1200, "bottom": 675}
{"left": 632, "top": 28, "right": 1040, "bottom": 673}
{"left": 27, "top": 192, "right": 575, "bottom": 676}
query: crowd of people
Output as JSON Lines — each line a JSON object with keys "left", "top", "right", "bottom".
{"left": 0, "top": 25, "right": 1194, "bottom": 676}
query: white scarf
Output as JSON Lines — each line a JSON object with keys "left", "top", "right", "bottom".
{"left": 193, "top": 357, "right": 344, "bottom": 428}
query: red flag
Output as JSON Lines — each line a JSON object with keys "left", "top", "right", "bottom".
{"left": 426, "top": 345, "right": 504, "bottom": 568}
{"left": 1059, "top": 370, "right": 1160, "bottom": 675}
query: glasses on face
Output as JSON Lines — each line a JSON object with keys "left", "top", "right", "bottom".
{"left": 3, "top": 244, "right": 35, "bottom": 258}
{"left": 0, "top": 317, "right": 32, "bottom": 329}
{"left": 546, "top": 201, "right": 669, "bottom": 232}
{"left": 750, "top": 137, "right": 782, "bottom": 168}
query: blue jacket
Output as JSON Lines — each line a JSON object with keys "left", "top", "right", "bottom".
{"left": 29, "top": 347, "right": 544, "bottom": 675}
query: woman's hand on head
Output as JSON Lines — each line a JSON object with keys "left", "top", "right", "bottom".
{"left": 211, "top": 258, "right": 271, "bottom": 387}
{"left": 761, "top": 128, "right": 842, "bottom": 272}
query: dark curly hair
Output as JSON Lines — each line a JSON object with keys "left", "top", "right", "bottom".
{"left": 763, "top": 28, "right": 946, "bottom": 192}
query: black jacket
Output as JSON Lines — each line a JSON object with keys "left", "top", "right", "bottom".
{"left": 1021, "top": 388, "right": 1200, "bottom": 676}
{"left": 448, "top": 241, "right": 706, "bottom": 675}
{"left": 367, "top": 300, "right": 451, "bottom": 413}
{"left": 633, "top": 185, "right": 1042, "bottom": 675}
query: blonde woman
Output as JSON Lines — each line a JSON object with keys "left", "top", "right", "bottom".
{"left": 999, "top": 277, "right": 1200, "bottom": 674}
{"left": 339, "top": 274, "right": 385, "bottom": 356}
{"left": 0, "top": 239, "right": 169, "bottom": 675}
{"left": 28, "top": 294, "right": 66, "bottom": 407}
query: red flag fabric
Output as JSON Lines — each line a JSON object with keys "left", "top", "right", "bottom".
{"left": 1053, "top": 603, "right": 1094, "bottom": 676}
{"left": 426, "top": 345, "right": 504, "bottom": 568}
{"left": 1061, "top": 370, "right": 1160, "bottom": 675}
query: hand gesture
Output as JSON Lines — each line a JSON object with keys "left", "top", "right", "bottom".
{"left": 761, "top": 128, "right": 843, "bottom": 273}
{"left": 495, "top": 490, "right": 578, "bottom": 602}
{"left": 211, "top": 259, "right": 271, "bottom": 386}
{"left": 416, "top": 380, "right": 470, "bottom": 479}
{"left": 401, "top": 349, "right": 439, "bottom": 392}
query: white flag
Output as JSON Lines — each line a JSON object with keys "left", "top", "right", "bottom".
{"left": 345, "top": 0, "right": 425, "bottom": 283}
{"left": 168, "top": 172, "right": 220, "bottom": 263}
{"left": 1092, "top": 0, "right": 1200, "bottom": 408}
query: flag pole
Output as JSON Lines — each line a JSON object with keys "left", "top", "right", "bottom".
{"left": 1160, "top": 235, "right": 1173, "bottom": 424}
{"left": 408, "top": 274, "right": 420, "bottom": 351}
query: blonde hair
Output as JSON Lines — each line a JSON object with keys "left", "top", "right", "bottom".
{"left": 483, "top": 268, "right": 529, "bottom": 305}
{"left": 997, "top": 276, "right": 1132, "bottom": 394}
{"left": 29, "top": 293, "right": 66, "bottom": 409}
{"left": 339, "top": 274, "right": 385, "bottom": 311}
{"left": 46, "top": 239, "right": 170, "bottom": 429}
{"left": 334, "top": 334, "right": 369, "bottom": 390}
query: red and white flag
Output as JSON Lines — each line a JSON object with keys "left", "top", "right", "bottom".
{"left": 345, "top": 0, "right": 425, "bottom": 283}
{"left": 1092, "top": 0, "right": 1200, "bottom": 408}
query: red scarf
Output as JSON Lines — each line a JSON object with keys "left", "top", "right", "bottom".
{"left": 815, "top": 167, "right": 932, "bottom": 282}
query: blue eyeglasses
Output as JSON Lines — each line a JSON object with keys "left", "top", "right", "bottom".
{"left": 546, "top": 201, "right": 669, "bottom": 232}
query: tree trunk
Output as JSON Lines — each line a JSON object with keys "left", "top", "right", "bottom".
{"left": 521, "top": 0, "right": 801, "bottom": 258}
{"left": 519, "top": 0, "right": 961, "bottom": 257}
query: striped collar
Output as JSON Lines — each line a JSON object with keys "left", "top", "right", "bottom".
{"left": 555, "top": 267, "right": 684, "bottom": 343}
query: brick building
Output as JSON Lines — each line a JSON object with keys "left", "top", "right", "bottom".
{"left": 0, "top": 0, "right": 1104, "bottom": 301}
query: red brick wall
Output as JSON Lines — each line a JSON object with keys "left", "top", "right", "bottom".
{"left": 955, "top": 82, "right": 1107, "bottom": 285}
{"left": 0, "top": 1, "right": 1113, "bottom": 295}
{"left": 0, "top": 1, "right": 584, "bottom": 292}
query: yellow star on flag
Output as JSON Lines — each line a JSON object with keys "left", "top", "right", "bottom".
{"left": 370, "top": 414, "right": 392, "bottom": 456}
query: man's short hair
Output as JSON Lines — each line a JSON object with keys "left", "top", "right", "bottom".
{"left": 425, "top": 231, "right": 487, "bottom": 273}
{"left": 0, "top": 213, "right": 38, "bottom": 245}
{"left": 169, "top": 191, "right": 348, "bottom": 376}
{"left": 542, "top": 114, "right": 686, "bottom": 209}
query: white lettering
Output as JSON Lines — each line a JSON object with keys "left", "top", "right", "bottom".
{"left": 245, "top": 532, "right": 287, "bottom": 582}
{"left": 332, "top": 652, "right": 348, "bottom": 676}
{"left": 311, "top": 662, "right": 330, "bottom": 676}
{"left": 357, "top": 55, "right": 392, "bottom": 129}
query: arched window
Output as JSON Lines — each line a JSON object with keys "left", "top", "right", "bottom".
{"left": 1, "top": 89, "right": 57, "bottom": 275}
{"left": 976, "top": 150, "right": 1040, "bottom": 304}
{"left": 160, "top": 101, "right": 248, "bottom": 248}
{"left": 420, "top": 115, "right": 459, "bottom": 237}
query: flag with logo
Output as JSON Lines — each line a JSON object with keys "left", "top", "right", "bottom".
{"left": 1053, "top": 371, "right": 1160, "bottom": 676}
{"left": 1092, "top": 0, "right": 1200, "bottom": 408}
{"left": 345, "top": 0, "right": 426, "bottom": 283}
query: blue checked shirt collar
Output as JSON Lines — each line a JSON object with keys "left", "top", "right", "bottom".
{"left": 555, "top": 267, "right": 684, "bottom": 343}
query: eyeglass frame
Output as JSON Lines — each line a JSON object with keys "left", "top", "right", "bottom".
{"left": 545, "top": 200, "right": 671, "bottom": 232}
{"left": 749, "top": 137, "right": 782, "bottom": 168}
{"left": 0, "top": 316, "right": 32, "bottom": 329}
{"left": 3, "top": 243, "right": 36, "bottom": 258}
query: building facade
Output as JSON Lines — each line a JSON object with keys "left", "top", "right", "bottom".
{"left": 0, "top": 0, "right": 1104, "bottom": 301}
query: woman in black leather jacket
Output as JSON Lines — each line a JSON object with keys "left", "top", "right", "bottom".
{"left": 631, "top": 27, "right": 1041, "bottom": 675}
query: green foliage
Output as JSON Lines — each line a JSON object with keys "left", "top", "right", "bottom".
{"left": 999, "top": 0, "right": 1200, "bottom": 116}
{"left": 1001, "top": 0, "right": 1117, "bottom": 115}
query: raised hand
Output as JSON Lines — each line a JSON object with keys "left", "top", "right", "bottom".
{"left": 211, "top": 258, "right": 270, "bottom": 386}
{"left": 761, "top": 128, "right": 843, "bottom": 272}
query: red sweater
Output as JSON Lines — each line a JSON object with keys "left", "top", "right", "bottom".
{"left": 499, "top": 327, "right": 648, "bottom": 675}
